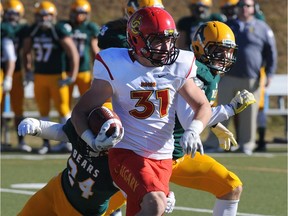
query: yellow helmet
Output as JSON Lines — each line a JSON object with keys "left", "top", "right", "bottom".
{"left": 71, "top": 0, "right": 91, "bottom": 13}
{"left": 125, "top": 0, "right": 164, "bottom": 17}
{"left": 190, "top": 0, "right": 212, "bottom": 7}
{"left": 0, "top": 3, "right": 3, "bottom": 17}
{"left": 3, "top": 0, "right": 25, "bottom": 17}
{"left": 220, "top": 0, "right": 239, "bottom": 8}
{"left": 192, "top": 21, "right": 238, "bottom": 73}
{"left": 34, "top": 1, "right": 57, "bottom": 16}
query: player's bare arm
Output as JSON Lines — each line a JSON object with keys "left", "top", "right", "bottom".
{"left": 60, "top": 36, "right": 79, "bottom": 81}
{"left": 22, "top": 37, "right": 33, "bottom": 73}
{"left": 91, "top": 37, "right": 100, "bottom": 55}
{"left": 179, "top": 78, "right": 212, "bottom": 127}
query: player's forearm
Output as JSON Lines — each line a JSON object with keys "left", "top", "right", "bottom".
{"left": 190, "top": 102, "right": 212, "bottom": 133}
{"left": 18, "top": 118, "right": 69, "bottom": 142}
{"left": 38, "top": 121, "right": 69, "bottom": 142}
{"left": 207, "top": 105, "right": 235, "bottom": 127}
{"left": 5, "top": 61, "right": 16, "bottom": 77}
{"left": 61, "top": 37, "right": 79, "bottom": 80}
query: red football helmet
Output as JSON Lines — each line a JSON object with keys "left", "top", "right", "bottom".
{"left": 127, "top": 7, "right": 179, "bottom": 66}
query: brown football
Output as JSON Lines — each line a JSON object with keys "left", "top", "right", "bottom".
{"left": 88, "top": 106, "right": 122, "bottom": 137}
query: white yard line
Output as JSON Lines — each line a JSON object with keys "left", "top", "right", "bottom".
{"left": 0, "top": 188, "right": 275, "bottom": 216}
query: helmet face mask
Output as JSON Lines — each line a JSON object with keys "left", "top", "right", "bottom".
{"left": 3, "top": 0, "right": 24, "bottom": 24}
{"left": 4, "top": 9, "right": 21, "bottom": 24}
{"left": 140, "top": 32, "right": 179, "bottom": 66}
{"left": 70, "top": 0, "right": 91, "bottom": 23}
{"left": 190, "top": 5, "right": 211, "bottom": 19}
{"left": 127, "top": 7, "right": 179, "bottom": 66}
{"left": 220, "top": 0, "right": 239, "bottom": 19}
{"left": 204, "top": 42, "right": 237, "bottom": 73}
{"left": 189, "top": 0, "right": 212, "bottom": 19}
{"left": 192, "top": 21, "right": 238, "bottom": 74}
{"left": 34, "top": 1, "right": 57, "bottom": 29}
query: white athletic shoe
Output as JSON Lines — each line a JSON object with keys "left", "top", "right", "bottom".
{"left": 38, "top": 146, "right": 49, "bottom": 155}
{"left": 19, "top": 144, "right": 32, "bottom": 152}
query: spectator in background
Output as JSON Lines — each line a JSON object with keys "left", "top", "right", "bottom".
{"left": 22, "top": 1, "right": 79, "bottom": 154}
{"left": 1, "top": 0, "right": 32, "bottom": 152}
{"left": 205, "top": 0, "right": 277, "bottom": 155}
{"left": 176, "top": 0, "right": 225, "bottom": 50}
{"left": 219, "top": 0, "right": 268, "bottom": 152}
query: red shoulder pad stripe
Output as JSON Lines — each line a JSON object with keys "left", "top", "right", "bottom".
{"left": 185, "top": 56, "right": 196, "bottom": 78}
{"left": 95, "top": 54, "right": 114, "bottom": 80}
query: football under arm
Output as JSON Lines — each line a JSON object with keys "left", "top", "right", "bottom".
{"left": 175, "top": 94, "right": 235, "bottom": 130}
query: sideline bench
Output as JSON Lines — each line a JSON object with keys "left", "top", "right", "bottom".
{"left": 265, "top": 74, "right": 288, "bottom": 116}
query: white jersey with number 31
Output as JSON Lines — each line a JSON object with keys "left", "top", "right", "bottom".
{"left": 93, "top": 48, "right": 197, "bottom": 159}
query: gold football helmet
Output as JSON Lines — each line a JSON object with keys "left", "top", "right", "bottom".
{"left": 192, "top": 21, "right": 238, "bottom": 73}
{"left": 220, "top": 0, "right": 239, "bottom": 19}
{"left": 220, "top": 0, "right": 239, "bottom": 8}
{"left": 70, "top": 0, "right": 91, "bottom": 23}
{"left": 3, "top": 0, "right": 24, "bottom": 16}
{"left": 34, "top": 1, "right": 57, "bottom": 28}
{"left": 190, "top": 0, "right": 212, "bottom": 7}
{"left": 3, "top": 0, "right": 24, "bottom": 24}
{"left": 0, "top": 3, "right": 3, "bottom": 17}
{"left": 34, "top": 1, "right": 57, "bottom": 16}
{"left": 71, "top": 0, "right": 91, "bottom": 13}
{"left": 125, "top": 0, "right": 164, "bottom": 17}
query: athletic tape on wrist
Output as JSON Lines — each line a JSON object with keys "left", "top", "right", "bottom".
{"left": 187, "top": 119, "right": 204, "bottom": 134}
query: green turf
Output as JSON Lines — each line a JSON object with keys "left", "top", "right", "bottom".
{"left": 1, "top": 150, "right": 287, "bottom": 216}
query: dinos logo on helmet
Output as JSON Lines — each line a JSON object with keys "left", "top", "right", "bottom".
{"left": 130, "top": 15, "right": 142, "bottom": 35}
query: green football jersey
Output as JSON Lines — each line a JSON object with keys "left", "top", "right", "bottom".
{"left": 14, "top": 23, "right": 29, "bottom": 72}
{"left": 1, "top": 22, "right": 29, "bottom": 72}
{"left": 62, "top": 119, "right": 119, "bottom": 215}
{"left": 59, "top": 20, "right": 100, "bottom": 72}
{"left": 98, "top": 18, "right": 129, "bottom": 50}
{"left": 27, "top": 22, "right": 70, "bottom": 74}
{"left": 172, "top": 60, "right": 220, "bottom": 159}
{"left": 1, "top": 22, "right": 15, "bottom": 69}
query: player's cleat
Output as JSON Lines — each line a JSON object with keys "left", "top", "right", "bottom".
{"left": 19, "top": 144, "right": 32, "bottom": 152}
{"left": 38, "top": 145, "right": 50, "bottom": 155}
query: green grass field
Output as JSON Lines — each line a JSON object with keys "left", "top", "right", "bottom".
{"left": 1, "top": 145, "right": 287, "bottom": 216}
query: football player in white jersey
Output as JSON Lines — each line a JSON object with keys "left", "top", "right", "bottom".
{"left": 71, "top": 7, "right": 212, "bottom": 216}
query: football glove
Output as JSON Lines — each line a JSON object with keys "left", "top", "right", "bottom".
{"left": 229, "top": 89, "right": 256, "bottom": 114}
{"left": 94, "top": 121, "right": 124, "bottom": 151}
{"left": 81, "top": 121, "right": 124, "bottom": 152}
{"left": 3, "top": 76, "right": 13, "bottom": 92}
{"left": 211, "top": 123, "right": 238, "bottom": 150}
{"left": 165, "top": 191, "right": 176, "bottom": 214}
{"left": 59, "top": 77, "right": 74, "bottom": 87}
{"left": 180, "top": 129, "right": 204, "bottom": 158}
{"left": 18, "top": 118, "right": 41, "bottom": 136}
